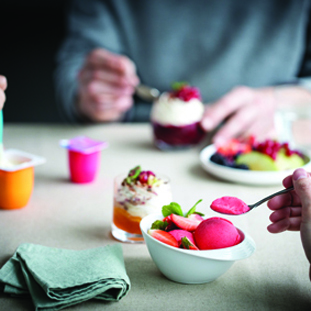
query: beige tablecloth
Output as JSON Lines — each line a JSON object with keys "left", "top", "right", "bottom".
{"left": 0, "top": 124, "right": 310, "bottom": 311}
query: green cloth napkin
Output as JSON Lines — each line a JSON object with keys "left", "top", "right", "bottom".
{"left": 0, "top": 243, "right": 130, "bottom": 311}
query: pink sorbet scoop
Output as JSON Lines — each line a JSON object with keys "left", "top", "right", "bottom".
{"left": 194, "top": 217, "right": 241, "bottom": 250}
{"left": 210, "top": 196, "right": 250, "bottom": 215}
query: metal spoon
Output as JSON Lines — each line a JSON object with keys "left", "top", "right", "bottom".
{"left": 248, "top": 186, "right": 294, "bottom": 210}
{"left": 135, "top": 84, "right": 160, "bottom": 102}
{"left": 212, "top": 186, "right": 294, "bottom": 215}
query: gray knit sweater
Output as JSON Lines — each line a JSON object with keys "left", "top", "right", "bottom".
{"left": 55, "top": 0, "right": 311, "bottom": 122}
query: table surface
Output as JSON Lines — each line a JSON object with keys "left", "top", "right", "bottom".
{"left": 0, "top": 124, "right": 310, "bottom": 311}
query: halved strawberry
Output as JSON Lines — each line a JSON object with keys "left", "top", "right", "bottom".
{"left": 163, "top": 215, "right": 172, "bottom": 223}
{"left": 187, "top": 213, "right": 204, "bottom": 222}
{"left": 148, "top": 229, "right": 178, "bottom": 247}
{"left": 171, "top": 214, "right": 201, "bottom": 231}
{"left": 161, "top": 215, "right": 178, "bottom": 231}
{"left": 168, "top": 229, "right": 195, "bottom": 245}
{"left": 180, "top": 237, "right": 199, "bottom": 250}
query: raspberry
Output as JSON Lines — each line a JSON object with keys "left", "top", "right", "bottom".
{"left": 171, "top": 85, "right": 202, "bottom": 101}
{"left": 253, "top": 139, "right": 300, "bottom": 159}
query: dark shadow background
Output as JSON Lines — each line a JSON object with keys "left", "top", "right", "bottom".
{"left": 0, "top": 0, "right": 68, "bottom": 123}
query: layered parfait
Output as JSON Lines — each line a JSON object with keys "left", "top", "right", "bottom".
{"left": 150, "top": 83, "right": 206, "bottom": 150}
{"left": 112, "top": 166, "right": 172, "bottom": 242}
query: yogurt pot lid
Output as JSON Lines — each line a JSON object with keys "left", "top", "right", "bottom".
{"left": 0, "top": 149, "right": 46, "bottom": 172}
{"left": 60, "top": 136, "right": 108, "bottom": 154}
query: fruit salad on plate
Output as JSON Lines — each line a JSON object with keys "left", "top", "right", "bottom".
{"left": 148, "top": 200, "right": 241, "bottom": 250}
{"left": 210, "top": 137, "right": 307, "bottom": 171}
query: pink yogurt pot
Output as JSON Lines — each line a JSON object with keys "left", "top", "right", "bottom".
{"left": 60, "top": 136, "right": 108, "bottom": 183}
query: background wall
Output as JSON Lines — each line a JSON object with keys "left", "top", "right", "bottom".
{"left": 1, "top": 0, "right": 68, "bottom": 123}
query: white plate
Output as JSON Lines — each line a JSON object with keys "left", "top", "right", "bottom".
{"left": 199, "top": 144, "right": 311, "bottom": 186}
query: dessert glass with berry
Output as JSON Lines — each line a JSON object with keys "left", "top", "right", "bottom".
{"left": 150, "top": 83, "right": 206, "bottom": 150}
{"left": 112, "top": 166, "right": 172, "bottom": 243}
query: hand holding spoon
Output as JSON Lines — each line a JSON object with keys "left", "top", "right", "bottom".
{"left": 135, "top": 84, "right": 160, "bottom": 102}
{"left": 211, "top": 186, "right": 294, "bottom": 215}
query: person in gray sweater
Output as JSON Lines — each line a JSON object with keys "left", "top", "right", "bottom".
{"left": 55, "top": 0, "right": 311, "bottom": 143}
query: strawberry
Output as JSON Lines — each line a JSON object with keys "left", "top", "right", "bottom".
{"left": 180, "top": 237, "right": 199, "bottom": 250}
{"left": 171, "top": 214, "right": 201, "bottom": 231}
{"left": 168, "top": 229, "right": 195, "bottom": 246}
{"left": 148, "top": 229, "right": 179, "bottom": 247}
{"left": 217, "top": 139, "right": 252, "bottom": 157}
{"left": 187, "top": 213, "right": 204, "bottom": 222}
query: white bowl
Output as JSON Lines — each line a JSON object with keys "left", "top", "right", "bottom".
{"left": 140, "top": 213, "right": 256, "bottom": 284}
{"left": 199, "top": 144, "right": 311, "bottom": 186}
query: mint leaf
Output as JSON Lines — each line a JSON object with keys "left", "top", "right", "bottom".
{"left": 180, "top": 237, "right": 192, "bottom": 249}
{"left": 162, "top": 202, "right": 183, "bottom": 217}
{"left": 151, "top": 220, "right": 168, "bottom": 230}
{"left": 185, "top": 199, "right": 203, "bottom": 217}
{"left": 128, "top": 166, "right": 141, "bottom": 179}
{"left": 171, "top": 81, "right": 188, "bottom": 91}
{"left": 125, "top": 166, "right": 141, "bottom": 184}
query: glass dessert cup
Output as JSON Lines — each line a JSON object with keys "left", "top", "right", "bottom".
{"left": 0, "top": 149, "right": 45, "bottom": 210}
{"left": 112, "top": 174, "right": 172, "bottom": 243}
{"left": 152, "top": 121, "right": 205, "bottom": 150}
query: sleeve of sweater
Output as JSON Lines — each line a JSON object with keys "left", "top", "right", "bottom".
{"left": 54, "top": 0, "right": 124, "bottom": 123}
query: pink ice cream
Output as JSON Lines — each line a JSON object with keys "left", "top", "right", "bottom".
{"left": 194, "top": 217, "right": 241, "bottom": 250}
{"left": 210, "top": 196, "right": 250, "bottom": 215}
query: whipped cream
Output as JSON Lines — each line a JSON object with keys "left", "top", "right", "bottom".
{"left": 115, "top": 181, "right": 172, "bottom": 218}
{"left": 150, "top": 92, "right": 204, "bottom": 126}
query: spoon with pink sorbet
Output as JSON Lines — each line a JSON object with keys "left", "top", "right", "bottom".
{"left": 211, "top": 186, "right": 294, "bottom": 215}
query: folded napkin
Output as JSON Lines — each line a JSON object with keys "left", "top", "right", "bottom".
{"left": 0, "top": 243, "right": 130, "bottom": 311}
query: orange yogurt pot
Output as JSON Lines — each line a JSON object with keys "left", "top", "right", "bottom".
{"left": 0, "top": 149, "right": 45, "bottom": 210}
{"left": 111, "top": 171, "right": 172, "bottom": 243}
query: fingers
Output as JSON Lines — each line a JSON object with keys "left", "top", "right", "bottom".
{"left": 79, "top": 68, "right": 135, "bottom": 87}
{"left": 201, "top": 86, "right": 276, "bottom": 144}
{"left": 80, "top": 79, "right": 135, "bottom": 97}
{"left": 201, "top": 86, "right": 253, "bottom": 132}
{"left": 0, "top": 75, "right": 7, "bottom": 110}
{"left": 292, "top": 169, "right": 311, "bottom": 223}
{"left": 282, "top": 175, "right": 293, "bottom": 189}
{"left": 267, "top": 190, "right": 301, "bottom": 211}
{"left": 0, "top": 75, "right": 7, "bottom": 91}
{"left": 267, "top": 217, "right": 302, "bottom": 233}
{"left": 77, "top": 48, "right": 139, "bottom": 121}
{"left": 213, "top": 101, "right": 273, "bottom": 142}
{"left": 292, "top": 168, "right": 311, "bottom": 264}
{"left": 269, "top": 206, "right": 301, "bottom": 223}
{"left": 77, "top": 91, "right": 133, "bottom": 122}
{"left": 83, "top": 48, "right": 139, "bottom": 86}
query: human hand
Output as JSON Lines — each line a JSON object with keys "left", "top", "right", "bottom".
{"left": 77, "top": 48, "right": 140, "bottom": 122}
{"left": 200, "top": 85, "right": 311, "bottom": 144}
{"left": 0, "top": 75, "right": 7, "bottom": 110}
{"left": 267, "top": 168, "right": 311, "bottom": 279}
